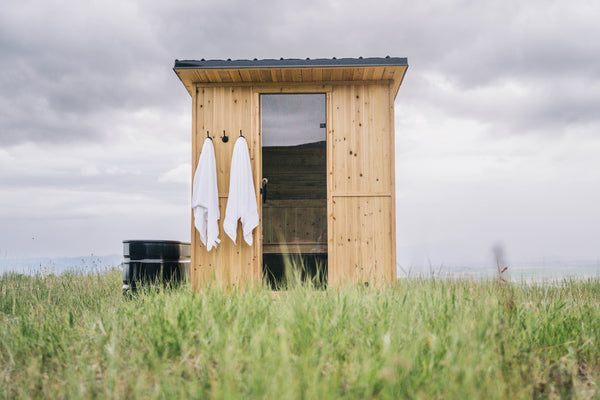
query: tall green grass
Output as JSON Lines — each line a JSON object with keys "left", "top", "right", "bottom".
{"left": 1, "top": 270, "right": 598, "bottom": 399}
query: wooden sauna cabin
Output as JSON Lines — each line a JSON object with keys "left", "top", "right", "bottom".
{"left": 173, "top": 57, "right": 408, "bottom": 289}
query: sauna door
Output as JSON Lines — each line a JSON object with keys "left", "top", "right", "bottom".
{"left": 260, "top": 94, "right": 327, "bottom": 287}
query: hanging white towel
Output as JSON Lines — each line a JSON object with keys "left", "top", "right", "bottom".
{"left": 224, "top": 136, "right": 259, "bottom": 245}
{"left": 192, "top": 137, "right": 220, "bottom": 251}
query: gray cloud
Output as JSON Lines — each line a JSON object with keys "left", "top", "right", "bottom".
{"left": 4, "top": 0, "right": 598, "bottom": 144}
{"left": 0, "top": 1, "right": 180, "bottom": 145}
{"left": 1, "top": 0, "right": 599, "bottom": 261}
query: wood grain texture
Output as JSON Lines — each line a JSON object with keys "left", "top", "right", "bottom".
{"left": 191, "top": 85, "right": 260, "bottom": 289}
{"left": 328, "top": 83, "right": 396, "bottom": 285}
{"left": 187, "top": 76, "right": 401, "bottom": 289}
{"left": 262, "top": 199, "right": 327, "bottom": 255}
{"left": 175, "top": 66, "right": 407, "bottom": 98}
{"left": 330, "top": 196, "right": 394, "bottom": 285}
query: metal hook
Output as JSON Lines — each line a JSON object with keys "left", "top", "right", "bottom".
{"left": 206, "top": 130, "right": 212, "bottom": 140}
{"left": 239, "top": 129, "right": 244, "bottom": 138}
{"left": 221, "top": 130, "right": 229, "bottom": 143}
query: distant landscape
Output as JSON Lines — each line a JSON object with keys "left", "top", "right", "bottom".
{"left": 402, "top": 260, "right": 600, "bottom": 283}
{"left": 0, "top": 254, "right": 123, "bottom": 276}
{"left": 1, "top": 254, "right": 598, "bottom": 282}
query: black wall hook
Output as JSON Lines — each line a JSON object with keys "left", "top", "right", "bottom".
{"left": 239, "top": 129, "right": 244, "bottom": 138}
{"left": 221, "top": 130, "right": 229, "bottom": 143}
{"left": 206, "top": 130, "right": 212, "bottom": 140}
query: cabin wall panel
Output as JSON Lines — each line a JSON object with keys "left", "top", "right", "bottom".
{"left": 190, "top": 80, "right": 397, "bottom": 288}
{"left": 328, "top": 83, "right": 396, "bottom": 285}
{"left": 330, "top": 196, "right": 394, "bottom": 284}
{"left": 191, "top": 85, "right": 260, "bottom": 290}
{"left": 331, "top": 84, "right": 391, "bottom": 195}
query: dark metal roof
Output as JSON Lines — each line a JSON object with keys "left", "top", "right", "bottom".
{"left": 174, "top": 56, "right": 408, "bottom": 70}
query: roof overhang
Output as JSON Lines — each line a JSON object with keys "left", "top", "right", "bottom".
{"left": 173, "top": 57, "right": 408, "bottom": 98}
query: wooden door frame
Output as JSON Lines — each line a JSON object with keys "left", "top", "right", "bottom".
{"left": 251, "top": 85, "right": 333, "bottom": 284}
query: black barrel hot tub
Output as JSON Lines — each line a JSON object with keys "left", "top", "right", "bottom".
{"left": 122, "top": 240, "right": 190, "bottom": 292}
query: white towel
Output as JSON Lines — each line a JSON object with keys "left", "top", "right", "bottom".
{"left": 224, "top": 136, "right": 259, "bottom": 245}
{"left": 191, "top": 137, "right": 220, "bottom": 251}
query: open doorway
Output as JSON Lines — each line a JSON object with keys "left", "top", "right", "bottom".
{"left": 260, "top": 94, "right": 327, "bottom": 288}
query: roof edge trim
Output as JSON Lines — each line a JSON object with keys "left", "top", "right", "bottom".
{"left": 174, "top": 57, "right": 408, "bottom": 70}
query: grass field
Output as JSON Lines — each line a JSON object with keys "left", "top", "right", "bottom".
{"left": 1, "top": 269, "right": 599, "bottom": 399}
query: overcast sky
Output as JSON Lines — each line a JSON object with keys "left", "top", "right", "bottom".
{"left": 261, "top": 94, "right": 326, "bottom": 146}
{"left": 1, "top": 0, "right": 599, "bottom": 269}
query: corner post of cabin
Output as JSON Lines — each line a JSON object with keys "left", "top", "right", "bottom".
{"left": 388, "top": 80, "right": 398, "bottom": 284}
{"left": 190, "top": 83, "right": 199, "bottom": 291}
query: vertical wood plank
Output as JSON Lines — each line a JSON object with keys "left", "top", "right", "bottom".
{"left": 270, "top": 69, "right": 279, "bottom": 83}
{"left": 372, "top": 67, "right": 385, "bottom": 80}
{"left": 343, "top": 86, "right": 352, "bottom": 194}
{"left": 302, "top": 68, "right": 313, "bottom": 82}
{"left": 342, "top": 68, "right": 353, "bottom": 81}
{"left": 329, "top": 82, "right": 395, "bottom": 286}
{"left": 352, "top": 67, "right": 365, "bottom": 81}
{"left": 358, "top": 85, "right": 366, "bottom": 194}
{"left": 326, "top": 91, "right": 335, "bottom": 285}
{"left": 351, "top": 85, "right": 358, "bottom": 195}
{"left": 370, "top": 197, "right": 379, "bottom": 284}
{"left": 365, "top": 85, "right": 374, "bottom": 195}
{"left": 252, "top": 90, "right": 262, "bottom": 284}
{"left": 191, "top": 84, "right": 198, "bottom": 291}
{"left": 365, "top": 198, "right": 375, "bottom": 283}
{"left": 355, "top": 195, "right": 363, "bottom": 283}
{"left": 291, "top": 69, "right": 302, "bottom": 82}
{"left": 240, "top": 69, "right": 252, "bottom": 82}
{"left": 388, "top": 83, "right": 397, "bottom": 282}
{"left": 314, "top": 68, "right": 323, "bottom": 82}
{"left": 332, "top": 68, "right": 344, "bottom": 81}
{"left": 205, "top": 70, "right": 222, "bottom": 83}
{"left": 260, "top": 70, "right": 271, "bottom": 82}
{"left": 221, "top": 87, "right": 232, "bottom": 284}
{"left": 250, "top": 70, "right": 261, "bottom": 82}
